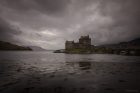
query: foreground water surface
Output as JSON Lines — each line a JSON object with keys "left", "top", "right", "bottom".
{"left": 0, "top": 51, "right": 140, "bottom": 93}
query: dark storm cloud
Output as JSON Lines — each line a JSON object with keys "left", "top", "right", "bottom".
{"left": 1, "top": 0, "right": 70, "bottom": 15}
{"left": 34, "top": 0, "right": 70, "bottom": 14}
{"left": 0, "top": 0, "right": 140, "bottom": 49}
{"left": 98, "top": 0, "right": 140, "bottom": 44}
{"left": 100, "top": 0, "right": 140, "bottom": 30}
{"left": 75, "top": 0, "right": 140, "bottom": 45}
{"left": 0, "top": 17, "right": 22, "bottom": 42}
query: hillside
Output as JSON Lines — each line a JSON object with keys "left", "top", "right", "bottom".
{"left": 0, "top": 41, "right": 32, "bottom": 51}
{"left": 29, "top": 46, "right": 46, "bottom": 51}
{"left": 94, "top": 37, "right": 140, "bottom": 55}
{"left": 100, "top": 37, "right": 140, "bottom": 49}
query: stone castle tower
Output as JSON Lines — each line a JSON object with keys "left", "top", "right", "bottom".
{"left": 79, "top": 35, "right": 91, "bottom": 45}
{"left": 65, "top": 35, "right": 93, "bottom": 51}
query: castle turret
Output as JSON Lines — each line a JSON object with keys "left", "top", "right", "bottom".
{"left": 79, "top": 35, "right": 91, "bottom": 45}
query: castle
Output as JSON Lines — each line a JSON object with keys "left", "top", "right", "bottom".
{"left": 53, "top": 35, "right": 140, "bottom": 55}
{"left": 65, "top": 35, "right": 94, "bottom": 53}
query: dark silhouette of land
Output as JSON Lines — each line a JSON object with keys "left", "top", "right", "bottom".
{"left": 28, "top": 46, "right": 47, "bottom": 51}
{"left": 0, "top": 41, "right": 32, "bottom": 51}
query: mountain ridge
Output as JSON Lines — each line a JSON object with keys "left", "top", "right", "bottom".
{"left": 0, "top": 41, "right": 32, "bottom": 51}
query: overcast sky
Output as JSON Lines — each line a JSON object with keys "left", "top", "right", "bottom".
{"left": 0, "top": 0, "right": 140, "bottom": 49}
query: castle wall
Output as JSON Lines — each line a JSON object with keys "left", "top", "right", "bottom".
{"left": 65, "top": 41, "right": 75, "bottom": 50}
{"left": 65, "top": 35, "right": 93, "bottom": 51}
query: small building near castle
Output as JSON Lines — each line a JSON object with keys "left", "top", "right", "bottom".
{"left": 65, "top": 35, "right": 94, "bottom": 53}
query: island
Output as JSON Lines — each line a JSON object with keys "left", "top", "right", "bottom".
{"left": 54, "top": 35, "right": 140, "bottom": 56}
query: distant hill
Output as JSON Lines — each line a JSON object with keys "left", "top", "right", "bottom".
{"left": 129, "top": 38, "right": 140, "bottom": 45}
{"left": 0, "top": 41, "right": 32, "bottom": 51}
{"left": 98, "top": 37, "right": 140, "bottom": 49}
{"left": 95, "top": 38, "right": 140, "bottom": 56}
{"left": 29, "top": 46, "right": 47, "bottom": 51}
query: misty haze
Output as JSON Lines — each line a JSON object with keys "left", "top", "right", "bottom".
{"left": 0, "top": 0, "right": 140, "bottom": 93}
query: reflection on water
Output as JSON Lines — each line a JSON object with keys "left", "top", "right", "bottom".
{"left": 78, "top": 62, "right": 91, "bottom": 70}
{"left": 65, "top": 61, "right": 91, "bottom": 71}
{"left": 0, "top": 51, "right": 140, "bottom": 93}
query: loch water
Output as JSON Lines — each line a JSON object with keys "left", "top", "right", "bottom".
{"left": 0, "top": 51, "right": 140, "bottom": 93}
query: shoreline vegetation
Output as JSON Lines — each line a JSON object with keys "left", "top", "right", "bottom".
{"left": 54, "top": 48, "right": 140, "bottom": 56}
